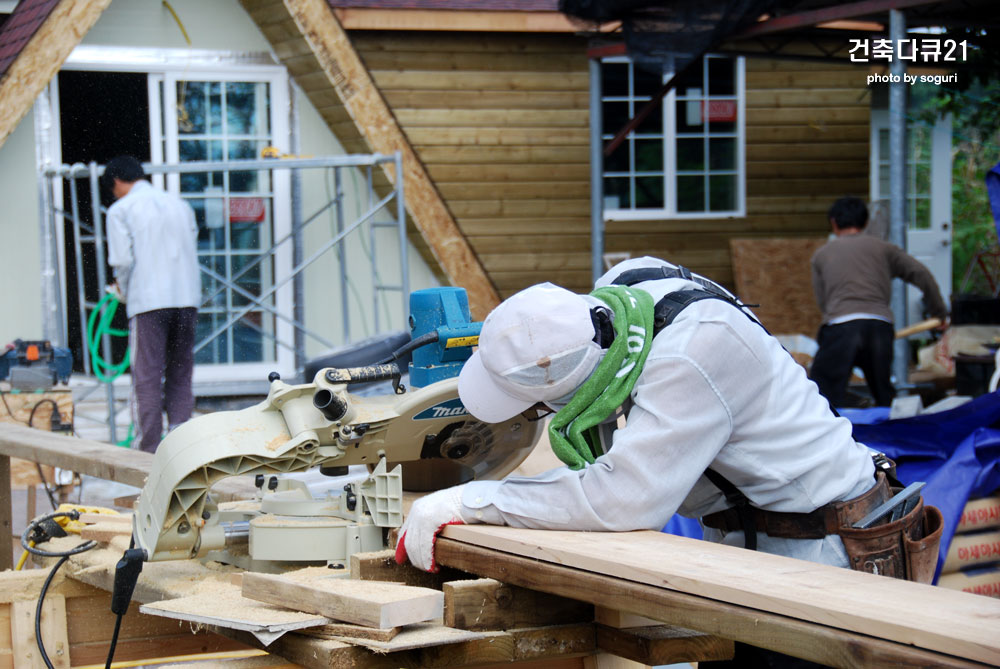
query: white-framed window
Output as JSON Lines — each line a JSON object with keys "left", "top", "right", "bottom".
{"left": 599, "top": 54, "right": 746, "bottom": 220}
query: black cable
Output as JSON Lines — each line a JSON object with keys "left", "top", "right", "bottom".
{"left": 28, "top": 398, "right": 60, "bottom": 429}
{"left": 105, "top": 613, "right": 124, "bottom": 669}
{"left": 375, "top": 331, "right": 440, "bottom": 365}
{"left": 36, "top": 556, "right": 69, "bottom": 669}
{"left": 21, "top": 511, "right": 97, "bottom": 557}
{"left": 0, "top": 387, "right": 17, "bottom": 422}
{"left": 34, "top": 463, "right": 59, "bottom": 512}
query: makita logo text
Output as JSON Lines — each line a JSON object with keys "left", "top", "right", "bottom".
{"left": 413, "top": 400, "right": 469, "bottom": 421}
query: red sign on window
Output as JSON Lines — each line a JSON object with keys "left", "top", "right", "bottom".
{"left": 230, "top": 197, "right": 266, "bottom": 223}
{"left": 701, "top": 100, "right": 738, "bottom": 122}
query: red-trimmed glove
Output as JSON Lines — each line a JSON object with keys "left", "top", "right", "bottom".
{"left": 394, "top": 485, "right": 468, "bottom": 572}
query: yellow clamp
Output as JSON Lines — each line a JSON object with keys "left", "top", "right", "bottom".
{"left": 54, "top": 503, "right": 120, "bottom": 534}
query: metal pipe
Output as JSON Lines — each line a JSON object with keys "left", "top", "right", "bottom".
{"left": 89, "top": 162, "right": 117, "bottom": 444}
{"left": 68, "top": 173, "right": 92, "bottom": 376}
{"left": 889, "top": 9, "right": 909, "bottom": 392}
{"left": 291, "top": 90, "right": 305, "bottom": 372}
{"left": 396, "top": 151, "right": 409, "bottom": 327}
{"left": 589, "top": 57, "right": 605, "bottom": 284}
{"left": 335, "top": 167, "right": 350, "bottom": 343}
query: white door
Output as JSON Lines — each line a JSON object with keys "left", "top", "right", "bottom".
{"left": 870, "top": 111, "right": 952, "bottom": 325}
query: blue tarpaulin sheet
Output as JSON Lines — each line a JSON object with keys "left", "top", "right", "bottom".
{"left": 988, "top": 161, "right": 1000, "bottom": 241}
{"left": 663, "top": 393, "right": 1000, "bottom": 582}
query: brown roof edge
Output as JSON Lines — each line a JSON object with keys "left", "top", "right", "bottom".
{"left": 0, "top": 0, "right": 112, "bottom": 149}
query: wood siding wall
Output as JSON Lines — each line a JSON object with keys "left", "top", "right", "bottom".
{"left": 351, "top": 32, "right": 869, "bottom": 297}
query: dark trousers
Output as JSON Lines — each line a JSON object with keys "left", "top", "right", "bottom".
{"left": 130, "top": 307, "right": 197, "bottom": 453}
{"left": 809, "top": 319, "right": 896, "bottom": 408}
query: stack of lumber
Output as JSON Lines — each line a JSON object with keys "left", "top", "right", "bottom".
{"left": 939, "top": 494, "right": 1000, "bottom": 598}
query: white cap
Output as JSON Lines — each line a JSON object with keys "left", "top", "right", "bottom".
{"left": 458, "top": 283, "right": 604, "bottom": 423}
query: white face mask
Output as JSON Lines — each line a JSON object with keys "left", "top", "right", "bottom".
{"left": 541, "top": 350, "right": 608, "bottom": 413}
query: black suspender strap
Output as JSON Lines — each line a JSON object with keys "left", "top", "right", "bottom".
{"left": 703, "top": 469, "right": 758, "bottom": 551}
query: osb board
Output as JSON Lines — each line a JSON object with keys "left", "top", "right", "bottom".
{"left": 730, "top": 238, "right": 826, "bottom": 336}
{"left": 0, "top": 389, "right": 73, "bottom": 430}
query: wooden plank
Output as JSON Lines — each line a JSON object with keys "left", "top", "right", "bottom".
{"left": 11, "top": 595, "right": 69, "bottom": 669}
{"left": 395, "top": 109, "right": 588, "bottom": 128}
{"left": 351, "top": 31, "right": 586, "bottom": 55}
{"left": 79, "top": 521, "right": 132, "bottom": 544}
{"left": 359, "top": 50, "right": 587, "bottom": 73}
{"left": 747, "top": 70, "right": 861, "bottom": 89}
{"left": 747, "top": 160, "right": 868, "bottom": 179}
{"left": 0, "top": 0, "right": 113, "bottom": 149}
{"left": 350, "top": 549, "right": 470, "bottom": 590}
{"left": 747, "top": 176, "right": 867, "bottom": 197}
{"left": 333, "top": 7, "right": 593, "bottom": 33}
{"left": 277, "top": 0, "right": 500, "bottom": 319}
{"left": 417, "top": 144, "right": 590, "bottom": 164}
{"left": 731, "top": 237, "right": 826, "bottom": 335}
{"left": 745, "top": 107, "right": 869, "bottom": 126}
{"left": 371, "top": 70, "right": 589, "bottom": 92}
{"left": 298, "top": 621, "right": 400, "bottom": 642}
{"left": 747, "top": 88, "right": 869, "bottom": 107}
{"left": 140, "top": 589, "right": 331, "bottom": 637}
{"left": 596, "top": 624, "right": 733, "bottom": 665}
{"left": 386, "top": 90, "right": 591, "bottom": 111}
{"left": 429, "top": 163, "right": 589, "bottom": 183}
{"left": 443, "top": 578, "right": 592, "bottom": 631}
{"left": 439, "top": 182, "right": 588, "bottom": 201}
{"left": 0, "top": 423, "right": 254, "bottom": 502}
{"left": 242, "top": 571, "right": 443, "bottom": 629}
{"left": 301, "top": 622, "right": 485, "bottom": 653}
{"left": 406, "top": 127, "right": 588, "bottom": 147}
{"left": 440, "top": 525, "right": 1000, "bottom": 667}
{"left": 746, "top": 125, "right": 868, "bottom": 143}
{"left": 436, "top": 536, "right": 990, "bottom": 669}
{"left": 748, "top": 142, "right": 868, "bottom": 161}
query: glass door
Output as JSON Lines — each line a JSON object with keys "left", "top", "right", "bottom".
{"left": 161, "top": 70, "right": 292, "bottom": 380}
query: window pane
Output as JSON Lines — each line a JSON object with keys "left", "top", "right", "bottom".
{"left": 633, "top": 63, "right": 662, "bottom": 97}
{"left": 604, "top": 177, "right": 631, "bottom": 209}
{"left": 879, "top": 129, "right": 889, "bottom": 158}
{"left": 674, "top": 64, "right": 702, "bottom": 97}
{"left": 178, "top": 82, "right": 207, "bottom": 135}
{"left": 709, "top": 174, "right": 737, "bottom": 212}
{"left": 677, "top": 175, "right": 705, "bottom": 212}
{"left": 602, "top": 62, "right": 629, "bottom": 97}
{"left": 196, "top": 313, "right": 230, "bottom": 364}
{"left": 226, "top": 82, "right": 270, "bottom": 135}
{"left": 229, "top": 141, "right": 266, "bottom": 192}
{"left": 198, "top": 255, "right": 225, "bottom": 301}
{"left": 878, "top": 165, "right": 890, "bottom": 196}
{"left": 635, "top": 104, "right": 663, "bottom": 135}
{"left": 635, "top": 139, "right": 664, "bottom": 172}
{"left": 708, "top": 58, "right": 735, "bottom": 96}
{"left": 605, "top": 141, "right": 631, "bottom": 173}
{"left": 603, "top": 101, "right": 630, "bottom": 136}
{"left": 915, "top": 163, "right": 930, "bottom": 194}
{"left": 635, "top": 177, "right": 664, "bottom": 209}
{"left": 709, "top": 137, "right": 736, "bottom": 170}
{"left": 912, "top": 197, "right": 931, "bottom": 230}
{"left": 232, "top": 255, "right": 262, "bottom": 307}
{"left": 676, "top": 99, "right": 704, "bottom": 133}
{"left": 230, "top": 197, "right": 268, "bottom": 249}
{"left": 677, "top": 138, "right": 704, "bottom": 171}
{"left": 233, "top": 315, "right": 264, "bottom": 362}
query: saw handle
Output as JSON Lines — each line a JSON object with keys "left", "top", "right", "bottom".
{"left": 324, "top": 364, "right": 404, "bottom": 393}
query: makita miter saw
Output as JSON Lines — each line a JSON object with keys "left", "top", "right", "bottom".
{"left": 132, "top": 287, "right": 541, "bottom": 570}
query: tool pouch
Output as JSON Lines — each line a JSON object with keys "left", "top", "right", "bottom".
{"left": 837, "top": 495, "right": 943, "bottom": 583}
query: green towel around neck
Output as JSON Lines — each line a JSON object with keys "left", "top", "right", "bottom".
{"left": 548, "top": 285, "right": 654, "bottom": 469}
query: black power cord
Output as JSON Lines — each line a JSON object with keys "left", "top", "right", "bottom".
{"left": 107, "top": 541, "right": 145, "bottom": 669}
{"left": 21, "top": 510, "right": 98, "bottom": 669}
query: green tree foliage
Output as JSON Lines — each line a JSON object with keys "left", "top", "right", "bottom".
{"left": 916, "top": 29, "right": 1000, "bottom": 294}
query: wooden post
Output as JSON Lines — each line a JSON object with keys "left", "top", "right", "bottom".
{"left": 0, "top": 454, "right": 11, "bottom": 571}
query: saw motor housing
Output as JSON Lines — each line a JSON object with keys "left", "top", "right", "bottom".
{"left": 132, "top": 287, "right": 541, "bottom": 566}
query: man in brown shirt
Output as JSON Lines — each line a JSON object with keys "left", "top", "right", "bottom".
{"left": 810, "top": 196, "right": 948, "bottom": 407}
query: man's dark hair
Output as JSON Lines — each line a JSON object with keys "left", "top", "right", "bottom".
{"left": 827, "top": 196, "right": 868, "bottom": 230}
{"left": 100, "top": 155, "right": 146, "bottom": 193}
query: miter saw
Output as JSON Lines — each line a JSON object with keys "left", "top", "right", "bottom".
{"left": 131, "top": 287, "right": 542, "bottom": 572}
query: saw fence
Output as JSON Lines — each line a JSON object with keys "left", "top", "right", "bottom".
{"left": 0, "top": 422, "right": 998, "bottom": 668}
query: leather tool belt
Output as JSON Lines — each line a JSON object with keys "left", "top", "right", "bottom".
{"left": 701, "top": 473, "right": 943, "bottom": 583}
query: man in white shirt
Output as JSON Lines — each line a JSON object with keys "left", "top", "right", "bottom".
{"left": 103, "top": 156, "right": 201, "bottom": 452}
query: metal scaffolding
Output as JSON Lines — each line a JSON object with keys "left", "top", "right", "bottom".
{"left": 40, "top": 153, "right": 408, "bottom": 443}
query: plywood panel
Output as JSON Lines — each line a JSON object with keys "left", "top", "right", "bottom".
{"left": 730, "top": 237, "right": 826, "bottom": 336}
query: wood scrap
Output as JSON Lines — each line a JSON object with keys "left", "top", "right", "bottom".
{"left": 80, "top": 520, "right": 133, "bottom": 543}
{"left": 300, "top": 622, "right": 487, "bottom": 653}
{"left": 351, "top": 548, "right": 471, "bottom": 589}
{"left": 443, "top": 577, "right": 592, "bottom": 630}
{"left": 596, "top": 624, "right": 734, "bottom": 665}
{"left": 298, "top": 620, "right": 401, "bottom": 642}
{"left": 140, "top": 587, "right": 330, "bottom": 645}
{"left": 242, "top": 571, "right": 443, "bottom": 629}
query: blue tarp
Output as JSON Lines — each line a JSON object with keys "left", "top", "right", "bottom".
{"left": 663, "top": 393, "right": 1000, "bottom": 582}
{"left": 988, "top": 161, "right": 1000, "bottom": 241}
{"left": 850, "top": 392, "right": 1000, "bottom": 582}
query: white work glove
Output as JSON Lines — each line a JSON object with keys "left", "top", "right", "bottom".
{"left": 395, "top": 484, "right": 470, "bottom": 572}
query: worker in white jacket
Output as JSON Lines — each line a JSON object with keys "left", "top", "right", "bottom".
{"left": 104, "top": 156, "right": 201, "bottom": 453}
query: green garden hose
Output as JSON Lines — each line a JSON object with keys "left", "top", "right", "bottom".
{"left": 86, "top": 291, "right": 133, "bottom": 447}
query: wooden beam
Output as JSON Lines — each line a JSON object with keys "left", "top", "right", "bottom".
{"left": 436, "top": 527, "right": 1000, "bottom": 668}
{"left": 242, "top": 572, "right": 443, "bottom": 629}
{"left": 350, "top": 549, "right": 470, "bottom": 590}
{"left": 11, "top": 595, "right": 70, "bottom": 668}
{"left": 443, "top": 578, "right": 593, "bottom": 631}
{"left": 0, "top": 0, "right": 112, "bottom": 149}
{"left": 0, "top": 455, "right": 10, "bottom": 572}
{"left": 332, "top": 8, "right": 617, "bottom": 33}
{"left": 266, "top": 0, "right": 500, "bottom": 319}
{"left": 737, "top": 0, "right": 940, "bottom": 38}
{"left": 0, "top": 423, "right": 255, "bottom": 501}
{"left": 596, "top": 624, "right": 733, "bottom": 666}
